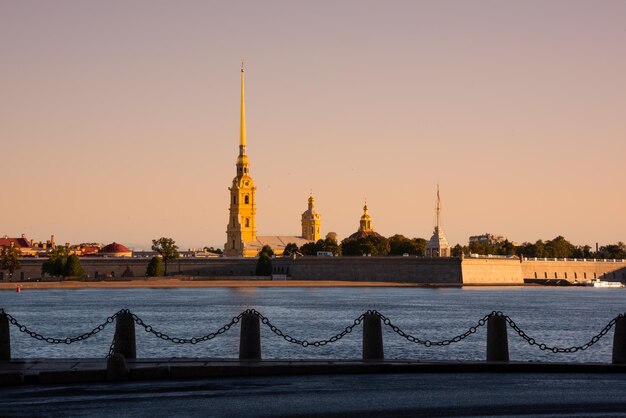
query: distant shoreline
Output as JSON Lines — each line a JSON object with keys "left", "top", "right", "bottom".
{"left": 0, "top": 278, "right": 438, "bottom": 290}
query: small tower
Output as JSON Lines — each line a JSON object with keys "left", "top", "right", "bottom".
{"left": 225, "top": 63, "right": 257, "bottom": 256}
{"left": 359, "top": 201, "right": 373, "bottom": 232}
{"left": 347, "top": 201, "right": 383, "bottom": 240}
{"left": 426, "top": 185, "right": 451, "bottom": 257}
{"left": 301, "top": 194, "right": 321, "bottom": 242}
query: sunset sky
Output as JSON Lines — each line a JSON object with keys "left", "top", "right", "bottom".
{"left": 1, "top": 1, "right": 625, "bottom": 250}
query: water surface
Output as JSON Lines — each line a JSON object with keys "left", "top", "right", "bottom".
{"left": 1, "top": 287, "right": 624, "bottom": 362}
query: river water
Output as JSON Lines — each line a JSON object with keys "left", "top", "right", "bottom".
{"left": 1, "top": 287, "right": 625, "bottom": 363}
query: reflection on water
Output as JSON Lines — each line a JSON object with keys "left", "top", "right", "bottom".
{"left": 2, "top": 287, "right": 625, "bottom": 362}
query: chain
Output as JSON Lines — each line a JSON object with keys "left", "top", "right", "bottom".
{"left": 505, "top": 313, "right": 623, "bottom": 353}
{"left": 131, "top": 310, "right": 247, "bottom": 344}
{"left": 250, "top": 309, "right": 366, "bottom": 347}
{"left": 2, "top": 308, "right": 622, "bottom": 355}
{"left": 1, "top": 308, "right": 122, "bottom": 345}
{"left": 374, "top": 310, "right": 497, "bottom": 347}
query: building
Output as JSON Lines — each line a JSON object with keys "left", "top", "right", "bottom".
{"left": 224, "top": 65, "right": 320, "bottom": 257}
{"left": 99, "top": 242, "right": 132, "bottom": 258}
{"left": 347, "top": 202, "right": 383, "bottom": 240}
{"left": 301, "top": 194, "right": 321, "bottom": 242}
{"left": 469, "top": 233, "right": 506, "bottom": 245}
{"left": 0, "top": 234, "right": 38, "bottom": 256}
{"left": 425, "top": 186, "right": 451, "bottom": 257}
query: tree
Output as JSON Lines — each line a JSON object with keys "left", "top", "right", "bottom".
{"left": 389, "top": 235, "right": 419, "bottom": 255}
{"left": 256, "top": 253, "right": 272, "bottom": 276}
{"left": 257, "top": 245, "right": 274, "bottom": 257}
{"left": 203, "top": 246, "right": 223, "bottom": 255}
{"left": 340, "top": 235, "right": 389, "bottom": 256}
{"left": 283, "top": 243, "right": 300, "bottom": 257}
{"left": 300, "top": 241, "right": 319, "bottom": 256}
{"left": 42, "top": 246, "right": 70, "bottom": 277}
{"left": 322, "top": 234, "right": 341, "bottom": 256}
{"left": 413, "top": 238, "right": 427, "bottom": 256}
{"left": 146, "top": 256, "right": 164, "bottom": 277}
{"left": 597, "top": 242, "right": 626, "bottom": 259}
{"left": 151, "top": 237, "right": 179, "bottom": 276}
{"left": 0, "top": 245, "right": 21, "bottom": 279}
{"left": 63, "top": 254, "right": 85, "bottom": 278}
{"left": 545, "top": 236, "right": 574, "bottom": 258}
{"left": 451, "top": 244, "right": 464, "bottom": 257}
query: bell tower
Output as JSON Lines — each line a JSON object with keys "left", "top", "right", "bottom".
{"left": 225, "top": 63, "right": 257, "bottom": 256}
{"left": 301, "top": 194, "right": 321, "bottom": 242}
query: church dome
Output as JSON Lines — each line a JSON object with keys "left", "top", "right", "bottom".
{"left": 100, "top": 242, "right": 132, "bottom": 257}
{"left": 347, "top": 201, "right": 381, "bottom": 240}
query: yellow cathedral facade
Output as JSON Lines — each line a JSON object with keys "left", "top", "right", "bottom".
{"left": 224, "top": 66, "right": 321, "bottom": 257}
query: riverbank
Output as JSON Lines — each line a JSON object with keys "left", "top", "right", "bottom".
{"left": 0, "top": 278, "right": 432, "bottom": 290}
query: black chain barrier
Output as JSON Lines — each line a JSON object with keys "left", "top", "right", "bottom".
{"left": 505, "top": 313, "right": 624, "bottom": 353}
{"left": 2, "top": 308, "right": 624, "bottom": 356}
{"left": 0, "top": 308, "right": 123, "bottom": 345}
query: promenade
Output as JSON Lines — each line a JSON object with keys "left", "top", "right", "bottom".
{"left": 2, "top": 357, "right": 626, "bottom": 386}
{"left": 3, "top": 361, "right": 626, "bottom": 417}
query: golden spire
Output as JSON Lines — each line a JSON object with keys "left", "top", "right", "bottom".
{"left": 435, "top": 183, "right": 441, "bottom": 232}
{"left": 240, "top": 60, "right": 246, "bottom": 153}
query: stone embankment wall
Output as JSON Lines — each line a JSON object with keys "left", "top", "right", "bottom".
{"left": 460, "top": 257, "right": 626, "bottom": 285}
{"left": 521, "top": 259, "right": 626, "bottom": 282}
{"left": 4, "top": 257, "right": 462, "bottom": 285}
{"left": 3, "top": 258, "right": 258, "bottom": 281}
{"left": 460, "top": 258, "right": 524, "bottom": 285}
{"left": 274, "top": 257, "right": 462, "bottom": 284}
{"left": 3, "top": 257, "right": 626, "bottom": 286}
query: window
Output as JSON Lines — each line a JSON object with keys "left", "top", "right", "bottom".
{"left": 564, "top": 272, "right": 567, "bottom": 279}
{"left": 534, "top": 272, "right": 537, "bottom": 279}
{"left": 584, "top": 272, "right": 587, "bottom": 279}
{"left": 232, "top": 240, "right": 235, "bottom": 249}
{"left": 574, "top": 272, "right": 577, "bottom": 279}
{"left": 544, "top": 272, "right": 548, "bottom": 278}
{"left": 244, "top": 195, "right": 250, "bottom": 204}
{"left": 245, "top": 218, "right": 250, "bottom": 227}
{"left": 594, "top": 272, "right": 597, "bottom": 279}
{"left": 233, "top": 195, "right": 236, "bottom": 205}
{"left": 554, "top": 272, "right": 557, "bottom": 278}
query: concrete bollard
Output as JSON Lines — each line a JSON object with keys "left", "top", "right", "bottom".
{"left": 113, "top": 311, "right": 136, "bottom": 359}
{"left": 612, "top": 316, "right": 626, "bottom": 364}
{"left": 486, "top": 315, "right": 509, "bottom": 362}
{"left": 0, "top": 313, "right": 10, "bottom": 361}
{"left": 107, "top": 353, "right": 129, "bottom": 381}
{"left": 239, "top": 312, "right": 261, "bottom": 360}
{"left": 362, "top": 313, "right": 384, "bottom": 360}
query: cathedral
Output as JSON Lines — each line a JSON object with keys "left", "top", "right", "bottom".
{"left": 224, "top": 66, "right": 321, "bottom": 257}
{"left": 223, "top": 65, "right": 450, "bottom": 258}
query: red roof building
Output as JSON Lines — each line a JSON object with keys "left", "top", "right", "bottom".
{"left": 99, "top": 242, "right": 132, "bottom": 257}
{"left": 0, "top": 234, "right": 37, "bottom": 256}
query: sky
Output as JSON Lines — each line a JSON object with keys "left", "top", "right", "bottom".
{"left": 1, "top": 1, "right": 625, "bottom": 250}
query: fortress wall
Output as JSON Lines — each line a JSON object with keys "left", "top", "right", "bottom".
{"left": 280, "top": 257, "right": 462, "bottom": 284}
{"left": 460, "top": 258, "right": 524, "bottom": 285}
{"left": 6, "top": 257, "right": 625, "bottom": 285}
{"left": 3, "top": 258, "right": 258, "bottom": 280}
{"left": 520, "top": 259, "right": 626, "bottom": 282}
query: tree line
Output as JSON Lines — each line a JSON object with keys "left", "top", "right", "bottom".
{"left": 2, "top": 234, "right": 625, "bottom": 281}
{"left": 464, "top": 236, "right": 626, "bottom": 259}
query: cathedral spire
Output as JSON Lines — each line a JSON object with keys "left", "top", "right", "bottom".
{"left": 236, "top": 63, "right": 250, "bottom": 177}
{"left": 436, "top": 183, "right": 441, "bottom": 232}
{"left": 240, "top": 61, "right": 247, "bottom": 154}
